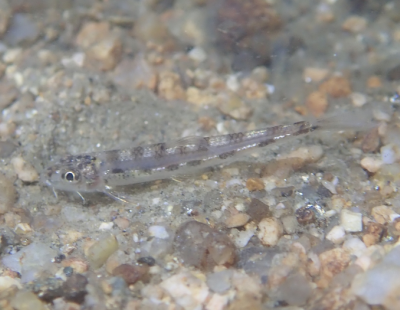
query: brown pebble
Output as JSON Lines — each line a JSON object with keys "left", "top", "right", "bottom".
{"left": 75, "top": 22, "right": 110, "bottom": 49}
{"left": 112, "top": 263, "right": 149, "bottom": 285}
{"left": 342, "top": 16, "right": 367, "bottom": 33}
{"left": 225, "top": 213, "right": 250, "bottom": 228}
{"left": 114, "top": 217, "right": 130, "bottom": 230}
{"left": 361, "top": 128, "right": 380, "bottom": 153}
{"left": 246, "top": 178, "right": 265, "bottom": 191}
{"left": 319, "top": 76, "right": 352, "bottom": 98}
{"left": 62, "top": 274, "right": 88, "bottom": 304}
{"left": 198, "top": 116, "right": 216, "bottom": 131}
{"left": 367, "top": 76, "right": 382, "bottom": 88}
{"left": 306, "top": 90, "right": 328, "bottom": 117}
{"left": 157, "top": 71, "right": 185, "bottom": 100}
{"left": 85, "top": 36, "right": 122, "bottom": 71}
{"left": 362, "top": 233, "right": 378, "bottom": 247}
{"left": 319, "top": 248, "right": 351, "bottom": 279}
{"left": 247, "top": 198, "right": 271, "bottom": 223}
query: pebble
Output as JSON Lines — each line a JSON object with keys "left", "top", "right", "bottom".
{"left": 326, "top": 225, "right": 346, "bottom": 244}
{"left": 174, "top": 221, "right": 237, "bottom": 270}
{"left": 188, "top": 46, "right": 207, "bottom": 62}
{"left": 114, "top": 217, "right": 130, "bottom": 230}
{"left": 351, "top": 92, "right": 368, "bottom": 107}
{"left": 62, "top": 258, "right": 88, "bottom": 274}
{"left": 112, "top": 263, "right": 149, "bottom": 285}
{"left": 343, "top": 237, "right": 366, "bottom": 258}
{"left": 381, "top": 144, "right": 400, "bottom": 164}
{"left": 247, "top": 198, "right": 271, "bottom": 223}
{"left": 160, "top": 271, "right": 210, "bottom": 310}
{"left": 148, "top": 225, "right": 170, "bottom": 239}
{"left": 319, "top": 76, "right": 352, "bottom": 98}
{"left": 157, "top": 71, "right": 185, "bottom": 100}
{"left": 11, "top": 156, "right": 39, "bottom": 182}
{"left": 340, "top": 209, "right": 363, "bottom": 232}
{"left": 367, "top": 76, "right": 382, "bottom": 88}
{"left": 217, "top": 94, "right": 254, "bottom": 120}
{"left": 303, "top": 67, "right": 329, "bottom": 83}
{"left": 62, "top": 274, "right": 88, "bottom": 304}
{"left": 14, "top": 223, "right": 32, "bottom": 235}
{"left": 360, "top": 157, "right": 383, "bottom": 173}
{"left": 352, "top": 246, "right": 400, "bottom": 309}
{"left": 86, "top": 234, "right": 119, "bottom": 269}
{"left": 206, "top": 270, "right": 232, "bottom": 293}
{"left": 230, "top": 223, "right": 256, "bottom": 248}
{"left": 274, "top": 273, "right": 312, "bottom": 306}
{"left": 113, "top": 55, "right": 157, "bottom": 91}
{"left": 306, "top": 90, "right": 328, "bottom": 117}
{"left": 4, "top": 13, "right": 39, "bottom": 46}
{"left": 319, "top": 248, "right": 351, "bottom": 280}
{"left": 246, "top": 178, "right": 265, "bottom": 191}
{"left": 85, "top": 35, "right": 122, "bottom": 71}
{"left": 281, "top": 215, "right": 299, "bottom": 234}
{"left": 98, "top": 222, "right": 114, "bottom": 231}
{"left": 371, "top": 205, "right": 396, "bottom": 224}
{"left": 257, "top": 217, "right": 283, "bottom": 246}
{"left": 75, "top": 22, "right": 109, "bottom": 49}
{"left": 205, "top": 293, "right": 229, "bottom": 310}
{"left": 2, "top": 242, "right": 57, "bottom": 283}
{"left": 10, "top": 290, "right": 47, "bottom": 310}
{"left": 282, "top": 145, "right": 324, "bottom": 163}
{"left": 225, "top": 213, "right": 250, "bottom": 228}
{"left": 0, "top": 173, "right": 15, "bottom": 214}
{"left": 0, "top": 276, "right": 22, "bottom": 292}
{"left": 342, "top": 16, "right": 367, "bottom": 33}
{"left": 361, "top": 128, "right": 380, "bottom": 153}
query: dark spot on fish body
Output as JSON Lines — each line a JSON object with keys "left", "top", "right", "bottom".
{"left": 219, "top": 151, "right": 236, "bottom": 159}
{"left": 187, "top": 160, "right": 202, "bottom": 166}
{"left": 258, "top": 139, "right": 275, "bottom": 147}
{"left": 111, "top": 168, "right": 125, "bottom": 174}
{"left": 133, "top": 146, "right": 144, "bottom": 158}
{"left": 155, "top": 143, "right": 167, "bottom": 158}
{"left": 166, "top": 164, "right": 180, "bottom": 171}
{"left": 229, "top": 132, "right": 244, "bottom": 143}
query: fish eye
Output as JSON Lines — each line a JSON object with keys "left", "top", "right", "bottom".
{"left": 65, "top": 172, "right": 75, "bottom": 181}
{"left": 62, "top": 171, "right": 79, "bottom": 182}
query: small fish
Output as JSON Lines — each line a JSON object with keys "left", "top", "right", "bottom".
{"left": 41, "top": 111, "right": 373, "bottom": 202}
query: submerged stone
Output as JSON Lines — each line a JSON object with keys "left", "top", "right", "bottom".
{"left": 174, "top": 221, "right": 236, "bottom": 271}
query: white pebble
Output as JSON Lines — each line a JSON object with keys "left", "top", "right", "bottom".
{"left": 148, "top": 225, "right": 169, "bottom": 239}
{"left": 341, "top": 209, "right": 363, "bottom": 232}
{"left": 0, "top": 276, "right": 22, "bottom": 292}
{"left": 11, "top": 156, "right": 39, "bottom": 182}
{"left": 326, "top": 225, "right": 346, "bottom": 244}
{"left": 257, "top": 217, "right": 283, "bottom": 246}
{"left": 373, "top": 110, "right": 391, "bottom": 122}
{"left": 343, "top": 237, "right": 366, "bottom": 257}
{"left": 98, "top": 222, "right": 114, "bottom": 231}
{"left": 351, "top": 92, "right": 368, "bottom": 107}
{"left": 360, "top": 157, "right": 383, "bottom": 173}
{"left": 188, "top": 47, "right": 207, "bottom": 62}
{"left": 226, "top": 74, "right": 239, "bottom": 92}
{"left": 381, "top": 144, "right": 400, "bottom": 165}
